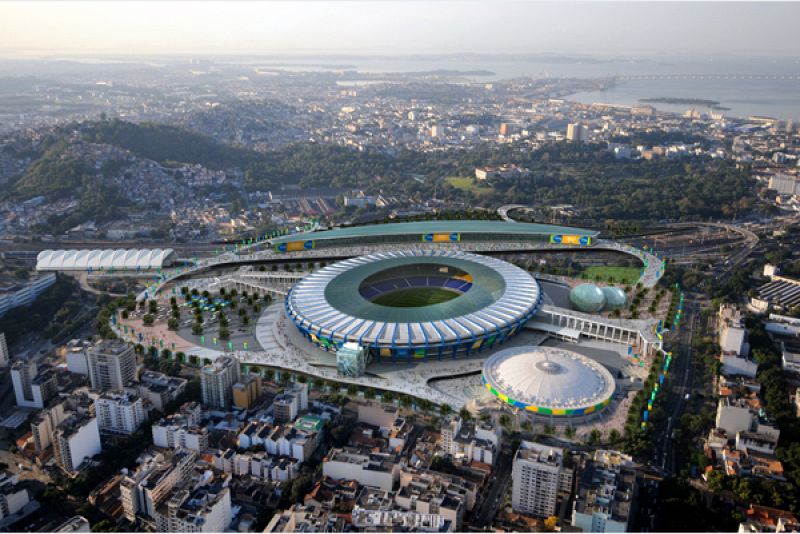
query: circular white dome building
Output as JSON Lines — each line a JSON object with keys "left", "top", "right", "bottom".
{"left": 481, "top": 346, "right": 615, "bottom": 416}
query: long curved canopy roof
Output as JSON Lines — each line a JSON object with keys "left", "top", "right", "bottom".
{"left": 286, "top": 250, "right": 541, "bottom": 348}
{"left": 36, "top": 249, "right": 177, "bottom": 271}
{"left": 273, "top": 220, "right": 598, "bottom": 245}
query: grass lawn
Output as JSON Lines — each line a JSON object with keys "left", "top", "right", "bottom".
{"left": 446, "top": 176, "right": 492, "bottom": 194}
{"left": 582, "top": 266, "right": 641, "bottom": 285}
{"left": 372, "top": 287, "right": 459, "bottom": 307}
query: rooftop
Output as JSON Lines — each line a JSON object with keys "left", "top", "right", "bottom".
{"left": 272, "top": 219, "right": 598, "bottom": 244}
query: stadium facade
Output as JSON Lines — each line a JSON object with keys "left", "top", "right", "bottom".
{"left": 285, "top": 250, "right": 542, "bottom": 361}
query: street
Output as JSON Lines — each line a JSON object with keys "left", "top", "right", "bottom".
{"left": 473, "top": 442, "right": 515, "bottom": 528}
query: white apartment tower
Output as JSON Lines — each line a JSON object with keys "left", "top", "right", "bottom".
{"left": 11, "top": 359, "right": 57, "bottom": 409}
{"left": 96, "top": 392, "right": 147, "bottom": 435}
{"left": 53, "top": 416, "right": 102, "bottom": 473}
{"left": 87, "top": 340, "right": 137, "bottom": 391}
{"left": 200, "top": 356, "right": 240, "bottom": 410}
{"left": 512, "top": 441, "right": 571, "bottom": 518}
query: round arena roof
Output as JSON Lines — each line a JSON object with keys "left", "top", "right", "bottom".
{"left": 286, "top": 250, "right": 541, "bottom": 358}
{"left": 482, "top": 346, "right": 615, "bottom": 416}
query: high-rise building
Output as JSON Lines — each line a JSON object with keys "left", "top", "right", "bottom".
{"left": 200, "top": 356, "right": 240, "bottom": 410}
{"left": 273, "top": 382, "right": 308, "bottom": 423}
{"left": 87, "top": 340, "right": 137, "bottom": 391}
{"left": 154, "top": 483, "right": 232, "bottom": 533}
{"left": 0, "top": 332, "right": 9, "bottom": 367}
{"left": 512, "top": 441, "right": 572, "bottom": 518}
{"left": 566, "top": 123, "right": 587, "bottom": 142}
{"left": 95, "top": 392, "right": 147, "bottom": 435}
{"left": 232, "top": 374, "right": 262, "bottom": 410}
{"left": 11, "top": 360, "right": 58, "bottom": 409}
{"left": 31, "top": 402, "right": 68, "bottom": 454}
{"left": 53, "top": 415, "right": 102, "bottom": 473}
{"left": 0, "top": 471, "right": 31, "bottom": 521}
{"left": 120, "top": 449, "right": 196, "bottom": 523}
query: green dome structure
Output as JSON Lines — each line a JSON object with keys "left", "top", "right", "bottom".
{"left": 602, "top": 286, "right": 628, "bottom": 310}
{"left": 569, "top": 283, "right": 607, "bottom": 313}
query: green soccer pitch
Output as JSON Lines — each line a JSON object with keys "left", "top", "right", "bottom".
{"left": 371, "top": 287, "right": 460, "bottom": 308}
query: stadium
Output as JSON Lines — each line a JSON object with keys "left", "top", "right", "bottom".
{"left": 285, "top": 250, "right": 543, "bottom": 361}
{"left": 481, "top": 346, "right": 616, "bottom": 417}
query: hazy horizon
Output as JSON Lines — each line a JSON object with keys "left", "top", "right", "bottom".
{"left": 2, "top": 1, "right": 799, "bottom": 59}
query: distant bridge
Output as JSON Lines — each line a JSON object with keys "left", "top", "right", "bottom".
{"left": 613, "top": 74, "right": 800, "bottom": 82}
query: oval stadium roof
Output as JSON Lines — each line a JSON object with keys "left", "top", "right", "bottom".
{"left": 36, "top": 249, "right": 177, "bottom": 271}
{"left": 286, "top": 250, "right": 542, "bottom": 351}
{"left": 272, "top": 220, "right": 598, "bottom": 244}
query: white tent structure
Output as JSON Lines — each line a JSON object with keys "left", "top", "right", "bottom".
{"left": 36, "top": 249, "right": 177, "bottom": 271}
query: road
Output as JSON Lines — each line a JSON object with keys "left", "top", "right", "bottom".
{"left": 653, "top": 304, "right": 698, "bottom": 474}
{"left": 473, "top": 442, "right": 515, "bottom": 528}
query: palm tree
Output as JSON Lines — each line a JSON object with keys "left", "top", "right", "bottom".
{"left": 439, "top": 404, "right": 452, "bottom": 416}
{"left": 458, "top": 406, "right": 472, "bottom": 421}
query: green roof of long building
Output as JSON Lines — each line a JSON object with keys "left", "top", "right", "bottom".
{"left": 273, "top": 220, "right": 598, "bottom": 244}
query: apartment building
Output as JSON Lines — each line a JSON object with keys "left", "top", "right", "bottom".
{"left": 120, "top": 449, "right": 196, "bottom": 523}
{"left": 512, "top": 441, "right": 572, "bottom": 518}
{"left": 87, "top": 340, "right": 137, "bottom": 391}
{"left": 200, "top": 356, "right": 240, "bottom": 410}
{"left": 95, "top": 392, "right": 147, "bottom": 435}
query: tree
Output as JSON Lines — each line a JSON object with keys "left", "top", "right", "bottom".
{"left": 458, "top": 406, "right": 472, "bottom": 421}
{"left": 167, "top": 317, "right": 178, "bottom": 330}
{"left": 219, "top": 327, "right": 230, "bottom": 340}
{"left": 439, "top": 403, "right": 452, "bottom": 416}
{"left": 499, "top": 414, "right": 511, "bottom": 428}
{"left": 142, "top": 314, "right": 154, "bottom": 326}
{"left": 587, "top": 428, "right": 602, "bottom": 445}
{"left": 192, "top": 323, "right": 203, "bottom": 335}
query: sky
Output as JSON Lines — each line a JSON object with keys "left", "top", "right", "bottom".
{"left": 1, "top": 1, "right": 798, "bottom": 58}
